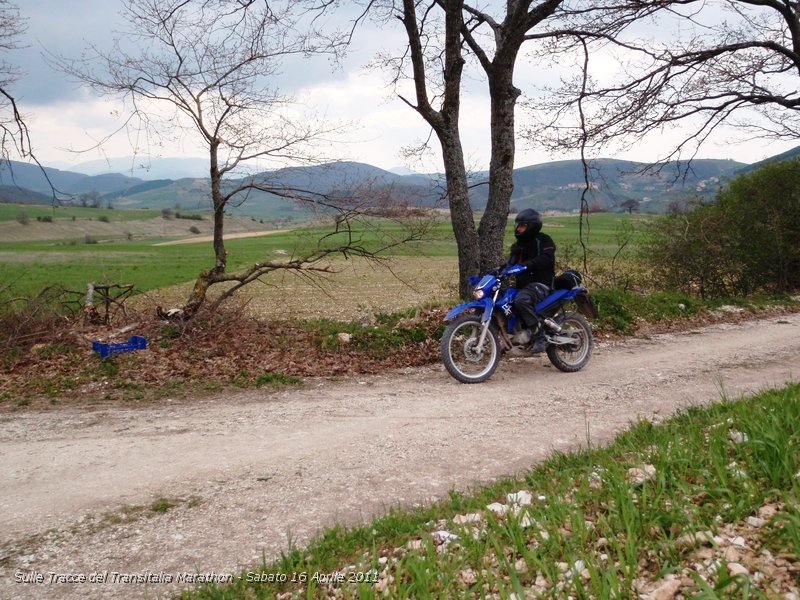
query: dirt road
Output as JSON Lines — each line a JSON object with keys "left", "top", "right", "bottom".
{"left": 1, "top": 313, "right": 798, "bottom": 599}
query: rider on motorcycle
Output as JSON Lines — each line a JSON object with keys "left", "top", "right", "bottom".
{"left": 508, "top": 208, "right": 556, "bottom": 345}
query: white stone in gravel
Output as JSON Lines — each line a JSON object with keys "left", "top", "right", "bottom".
{"left": 406, "top": 539, "right": 424, "bottom": 551}
{"left": 453, "top": 512, "right": 483, "bottom": 524}
{"left": 729, "top": 536, "right": 747, "bottom": 547}
{"left": 507, "top": 490, "right": 533, "bottom": 506}
{"left": 627, "top": 464, "right": 657, "bottom": 485}
{"left": 432, "top": 530, "right": 458, "bottom": 546}
{"left": 728, "top": 430, "right": 749, "bottom": 444}
{"left": 645, "top": 578, "right": 682, "bottom": 600}
{"left": 486, "top": 502, "right": 508, "bottom": 515}
{"left": 727, "top": 563, "right": 749, "bottom": 577}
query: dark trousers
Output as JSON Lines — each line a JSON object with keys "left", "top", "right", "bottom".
{"left": 513, "top": 283, "right": 548, "bottom": 328}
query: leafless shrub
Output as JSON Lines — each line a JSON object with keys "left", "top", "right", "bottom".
{"left": 0, "top": 286, "right": 74, "bottom": 358}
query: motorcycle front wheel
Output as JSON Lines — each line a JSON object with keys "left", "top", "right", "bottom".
{"left": 546, "top": 311, "right": 593, "bottom": 372}
{"left": 440, "top": 313, "right": 501, "bottom": 383}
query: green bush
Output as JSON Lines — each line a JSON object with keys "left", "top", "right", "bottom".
{"left": 592, "top": 289, "right": 696, "bottom": 333}
{"left": 721, "top": 160, "right": 800, "bottom": 292}
{"left": 642, "top": 159, "right": 800, "bottom": 297}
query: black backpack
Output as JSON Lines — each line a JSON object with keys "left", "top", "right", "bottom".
{"left": 553, "top": 269, "right": 583, "bottom": 290}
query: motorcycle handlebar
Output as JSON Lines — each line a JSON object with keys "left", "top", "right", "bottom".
{"left": 469, "top": 264, "right": 527, "bottom": 286}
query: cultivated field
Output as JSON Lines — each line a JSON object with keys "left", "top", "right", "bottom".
{"left": 0, "top": 203, "right": 649, "bottom": 319}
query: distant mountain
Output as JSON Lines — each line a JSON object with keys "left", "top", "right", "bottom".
{"left": 110, "top": 178, "right": 211, "bottom": 211}
{"left": 104, "top": 179, "right": 175, "bottom": 199}
{"left": 0, "top": 161, "right": 87, "bottom": 193}
{"left": 0, "top": 184, "right": 52, "bottom": 204}
{"left": 104, "top": 162, "right": 443, "bottom": 220}
{"left": 0, "top": 160, "right": 147, "bottom": 197}
{"left": 3, "top": 148, "right": 797, "bottom": 216}
{"left": 62, "top": 173, "right": 144, "bottom": 196}
{"left": 388, "top": 166, "right": 420, "bottom": 176}
{"left": 243, "top": 161, "right": 439, "bottom": 201}
{"left": 249, "top": 161, "right": 404, "bottom": 190}
{"left": 495, "top": 157, "right": 746, "bottom": 212}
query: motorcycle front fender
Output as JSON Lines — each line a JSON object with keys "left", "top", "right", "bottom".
{"left": 445, "top": 298, "right": 495, "bottom": 323}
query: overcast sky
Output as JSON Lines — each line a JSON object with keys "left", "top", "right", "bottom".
{"left": 8, "top": 0, "right": 798, "bottom": 175}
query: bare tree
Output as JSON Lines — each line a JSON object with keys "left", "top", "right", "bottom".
{"left": 330, "top": 0, "right": 570, "bottom": 298}
{"left": 60, "top": 0, "right": 427, "bottom": 319}
{"left": 394, "top": 0, "right": 477, "bottom": 299}
{"left": 528, "top": 0, "right": 800, "bottom": 164}
{"left": 0, "top": 0, "right": 32, "bottom": 161}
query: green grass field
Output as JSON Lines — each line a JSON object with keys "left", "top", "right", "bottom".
{"left": 0, "top": 208, "right": 650, "bottom": 300}
{"left": 0, "top": 203, "right": 162, "bottom": 222}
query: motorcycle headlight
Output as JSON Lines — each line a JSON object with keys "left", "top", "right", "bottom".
{"left": 473, "top": 289, "right": 485, "bottom": 300}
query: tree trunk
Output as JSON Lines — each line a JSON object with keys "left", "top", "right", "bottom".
{"left": 478, "top": 25, "right": 525, "bottom": 273}
{"left": 400, "top": 0, "right": 482, "bottom": 299}
{"left": 479, "top": 68, "right": 520, "bottom": 272}
{"left": 440, "top": 133, "right": 480, "bottom": 299}
{"left": 178, "top": 140, "right": 228, "bottom": 319}
{"left": 209, "top": 139, "right": 227, "bottom": 275}
{"left": 182, "top": 268, "right": 214, "bottom": 320}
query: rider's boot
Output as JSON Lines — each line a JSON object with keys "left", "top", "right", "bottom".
{"left": 512, "top": 328, "right": 532, "bottom": 345}
{"left": 530, "top": 337, "right": 548, "bottom": 353}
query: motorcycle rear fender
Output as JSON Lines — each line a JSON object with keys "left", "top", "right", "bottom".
{"left": 574, "top": 290, "right": 598, "bottom": 320}
{"left": 445, "top": 298, "right": 494, "bottom": 323}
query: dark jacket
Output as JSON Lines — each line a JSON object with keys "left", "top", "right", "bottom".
{"left": 507, "top": 232, "right": 556, "bottom": 288}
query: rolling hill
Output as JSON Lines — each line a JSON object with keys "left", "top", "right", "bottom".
{"left": 0, "top": 161, "right": 147, "bottom": 196}
{"left": 501, "top": 158, "right": 745, "bottom": 212}
{"left": 737, "top": 145, "right": 800, "bottom": 174}
{"left": 1, "top": 148, "right": 793, "bottom": 217}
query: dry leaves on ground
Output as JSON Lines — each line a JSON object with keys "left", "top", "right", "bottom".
{"left": 0, "top": 302, "right": 446, "bottom": 409}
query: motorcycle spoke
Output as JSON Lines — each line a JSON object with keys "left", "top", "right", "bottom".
{"left": 443, "top": 317, "right": 499, "bottom": 381}
{"left": 546, "top": 312, "right": 593, "bottom": 373}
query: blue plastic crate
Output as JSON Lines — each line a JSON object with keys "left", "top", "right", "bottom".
{"left": 92, "top": 335, "right": 148, "bottom": 358}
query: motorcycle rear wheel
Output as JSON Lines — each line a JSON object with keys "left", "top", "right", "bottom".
{"left": 546, "top": 311, "right": 593, "bottom": 372}
{"left": 440, "top": 313, "right": 501, "bottom": 383}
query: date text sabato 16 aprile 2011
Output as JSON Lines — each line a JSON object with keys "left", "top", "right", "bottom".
{"left": 246, "top": 569, "right": 380, "bottom": 585}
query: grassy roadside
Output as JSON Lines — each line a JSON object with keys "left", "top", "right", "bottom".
{"left": 1, "top": 289, "right": 798, "bottom": 409}
{"left": 180, "top": 384, "right": 799, "bottom": 599}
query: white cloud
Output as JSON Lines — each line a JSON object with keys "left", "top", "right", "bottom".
{"left": 26, "top": 94, "right": 208, "bottom": 170}
{"left": 11, "top": 0, "right": 800, "bottom": 175}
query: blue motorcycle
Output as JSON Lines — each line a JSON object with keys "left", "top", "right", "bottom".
{"left": 440, "top": 264, "right": 597, "bottom": 383}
